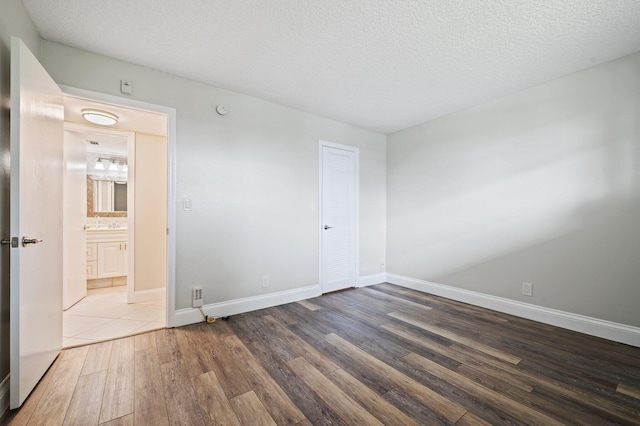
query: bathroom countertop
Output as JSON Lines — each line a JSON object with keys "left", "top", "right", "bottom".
{"left": 85, "top": 227, "right": 128, "bottom": 232}
{"left": 86, "top": 228, "right": 128, "bottom": 243}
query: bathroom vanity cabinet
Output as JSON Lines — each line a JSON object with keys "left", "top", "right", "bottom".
{"left": 86, "top": 229, "right": 128, "bottom": 285}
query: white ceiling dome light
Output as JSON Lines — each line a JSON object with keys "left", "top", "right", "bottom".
{"left": 81, "top": 109, "right": 119, "bottom": 126}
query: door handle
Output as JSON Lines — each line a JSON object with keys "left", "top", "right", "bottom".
{"left": 22, "top": 236, "right": 43, "bottom": 247}
{"left": 324, "top": 225, "right": 333, "bottom": 230}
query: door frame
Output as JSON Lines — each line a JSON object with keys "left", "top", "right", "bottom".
{"left": 60, "top": 85, "right": 178, "bottom": 327}
{"left": 64, "top": 122, "right": 136, "bottom": 304}
{"left": 318, "top": 140, "right": 359, "bottom": 293}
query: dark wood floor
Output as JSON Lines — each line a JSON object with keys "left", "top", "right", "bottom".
{"left": 4, "top": 283, "right": 640, "bottom": 425}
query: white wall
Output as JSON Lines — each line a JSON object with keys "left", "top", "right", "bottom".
{"left": 40, "top": 41, "right": 387, "bottom": 310}
{"left": 387, "top": 53, "right": 640, "bottom": 328}
{"left": 134, "top": 133, "right": 167, "bottom": 292}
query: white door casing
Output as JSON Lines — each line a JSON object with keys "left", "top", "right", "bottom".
{"left": 319, "top": 141, "right": 359, "bottom": 293}
{"left": 60, "top": 85, "right": 176, "bottom": 327}
{"left": 10, "top": 37, "right": 65, "bottom": 408}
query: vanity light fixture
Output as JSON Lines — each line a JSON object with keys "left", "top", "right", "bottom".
{"left": 90, "top": 156, "right": 128, "bottom": 182}
{"left": 96, "top": 158, "right": 127, "bottom": 172}
{"left": 81, "top": 109, "right": 119, "bottom": 126}
{"left": 100, "top": 158, "right": 112, "bottom": 170}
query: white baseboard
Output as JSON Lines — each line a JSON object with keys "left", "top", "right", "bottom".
{"left": 358, "top": 272, "right": 387, "bottom": 287}
{"left": 0, "top": 374, "right": 9, "bottom": 421}
{"left": 130, "top": 287, "right": 165, "bottom": 303}
{"left": 173, "top": 285, "right": 322, "bottom": 328}
{"left": 386, "top": 273, "right": 640, "bottom": 348}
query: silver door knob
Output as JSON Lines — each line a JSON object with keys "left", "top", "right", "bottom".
{"left": 324, "top": 225, "right": 333, "bottom": 230}
{"left": 22, "top": 236, "right": 43, "bottom": 247}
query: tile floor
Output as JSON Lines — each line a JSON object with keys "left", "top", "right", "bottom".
{"left": 63, "top": 286, "right": 165, "bottom": 348}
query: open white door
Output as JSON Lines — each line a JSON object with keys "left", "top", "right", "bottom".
{"left": 9, "top": 37, "right": 64, "bottom": 409}
{"left": 320, "top": 141, "right": 358, "bottom": 293}
{"left": 63, "top": 130, "right": 87, "bottom": 309}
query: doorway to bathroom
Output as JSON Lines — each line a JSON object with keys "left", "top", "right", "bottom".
{"left": 61, "top": 95, "right": 169, "bottom": 347}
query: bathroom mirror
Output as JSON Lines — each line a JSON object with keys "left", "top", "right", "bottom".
{"left": 87, "top": 177, "right": 128, "bottom": 217}
{"left": 84, "top": 133, "right": 129, "bottom": 217}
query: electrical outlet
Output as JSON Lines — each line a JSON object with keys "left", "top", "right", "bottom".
{"left": 522, "top": 282, "right": 533, "bottom": 297}
{"left": 262, "top": 275, "right": 270, "bottom": 288}
{"left": 192, "top": 286, "right": 203, "bottom": 307}
{"left": 380, "top": 263, "right": 385, "bottom": 272}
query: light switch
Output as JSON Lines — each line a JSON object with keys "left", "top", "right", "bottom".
{"left": 183, "top": 198, "right": 192, "bottom": 211}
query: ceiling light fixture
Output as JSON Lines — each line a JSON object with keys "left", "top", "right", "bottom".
{"left": 81, "top": 109, "right": 119, "bottom": 126}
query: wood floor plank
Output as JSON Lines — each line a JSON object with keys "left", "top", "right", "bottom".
{"left": 262, "top": 305, "right": 299, "bottom": 327}
{"left": 380, "top": 389, "right": 450, "bottom": 426}
{"left": 225, "top": 334, "right": 306, "bottom": 424}
{"left": 381, "top": 323, "right": 632, "bottom": 422}
{"left": 99, "top": 337, "right": 135, "bottom": 423}
{"left": 154, "top": 328, "right": 182, "bottom": 365}
{"left": 326, "top": 366, "right": 421, "bottom": 426}
{"left": 59, "top": 345, "right": 89, "bottom": 361}
{"left": 360, "top": 286, "right": 434, "bottom": 311}
{"left": 206, "top": 315, "right": 237, "bottom": 337}
{"left": 456, "top": 411, "right": 493, "bottom": 426}
{"left": 7, "top": 284, "right": 640, "bottom": 425}
{"left": 98, "top": 413, "right": 133, "bottom": 425}
{"left": 316, "top": 290, "right": 393, "bottom": 327}
{"left": 134, "top": 332, "right": 156, "bottom": 352}
{"left": 174, "top": 325, "right": 210, "bottom": 377}
{"left": 403, "top": 352, "right": 564, "bottom": 426}
{"left": 81, "top": 340, "right": 113, "bottom": 376}
{"left": 296, "top": 300, "right": 322, "bottom": 311}
{"left": 159, "top": 360, "right": 206, "bottom": 426}
{"left": 134, "top": 348, "right": 169, "bottom": 425}
{"left": 380, "top": 322, "right": 535, "bottom": 392}
{"left": 27, "top": 356, "right": 85, "bottom": 425}
{"left": 241, "top": 334, "right": 347, "bottom": 426}
{"left": 230, "top": 391, "right": 278, "bottom": 426}
{"left": 5, "top": 357, "right": 61, "bottom": 425}
{"left": 233, "top": 314, "right": 300, "bottom": 363}
{"left": 309, "top": 300, "right": 413, "bottom": 361}
{"left": 617, "top": 382, "right": 640, "bottom": 400}
{"left": 287, "top": 357, "right": 384, "bottom": 425}
{"left": 191, "top": 371, "right": 241, "bottom": 426}
{"left": 373, "top": 284, "right": 511, "bottom": 326}
{"left": 448, "top": 343, "right": 640, "bottom": 424}
{"left": 388, "top": 311, "right": 522, "bottom": 364}
{"left": 63, "top": 371, "right": 107, "bottom": 425}
{"left": 260, "top": 314, "right": 340, "bottom": 375}
{"left": 324, "top": 332, "right": 468, "bottom": 423}
{"left": 196, "top": 326, "right": 253, "bottom": 399}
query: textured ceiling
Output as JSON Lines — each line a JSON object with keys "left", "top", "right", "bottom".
{"left": 22, "top": 0, "right": 640, "bottom": 134}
